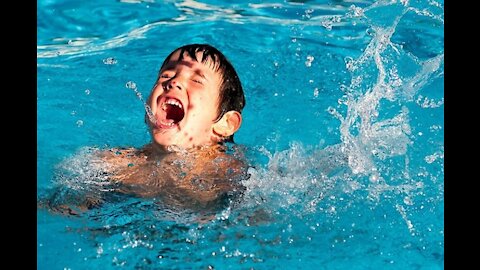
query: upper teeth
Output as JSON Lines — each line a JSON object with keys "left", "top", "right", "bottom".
{"left": 164, "top": 98, "right": 182, "bottom": 109}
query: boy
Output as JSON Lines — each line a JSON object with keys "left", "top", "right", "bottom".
{"left": 43, "top": 44, "right": 249, "bottom": 214}
{"left": 146, "top": 43, "right": 245, "bottom": 151}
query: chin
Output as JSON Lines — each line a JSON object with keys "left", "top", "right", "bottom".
{"left": 151, "top": 136, "right": 188, "bottom": 151}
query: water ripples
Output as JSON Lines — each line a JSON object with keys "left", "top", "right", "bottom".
{"left": 37, "top": 0, "right": 394, "bottom": 59}
{"left": 38, "top": 1, "right": 443, "bottom": 61}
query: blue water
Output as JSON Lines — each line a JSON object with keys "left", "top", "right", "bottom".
{"left": 37, "top": 0, "right": 444, "bottom": 269}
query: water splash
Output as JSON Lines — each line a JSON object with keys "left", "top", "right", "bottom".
{"left": 125, "top": 81, "right": 157, "bottom": 126}
{"left": 240, "top": 143, "right": 350, "bottom": 218}
{"left": 325, "top": 0, "right": 443, "bottom": 208}
{"left": 241, "top": 0, "right": 443, "bottom": 223}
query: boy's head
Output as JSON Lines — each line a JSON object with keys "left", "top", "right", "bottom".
{"left": 146, "top": 44, "right": 245, "bottom": 150}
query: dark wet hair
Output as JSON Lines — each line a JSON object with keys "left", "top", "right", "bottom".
{"left": 160, "top": 44, "right": 246, "bottom": 143}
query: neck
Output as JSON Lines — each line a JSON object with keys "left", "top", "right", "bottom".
{"left": 146, "top": 142, "right": 226, "bottom": 156}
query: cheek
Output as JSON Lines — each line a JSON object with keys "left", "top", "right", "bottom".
{"left": 149, "top": 84, "right": 164, "bottom": 98}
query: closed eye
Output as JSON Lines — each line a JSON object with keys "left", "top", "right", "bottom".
{"left": 192, "top": 78, "right": 203, "bottom": 84}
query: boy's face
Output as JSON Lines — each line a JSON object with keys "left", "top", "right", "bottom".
{"left": 147, "top": 49, "right": 223, "bottom": 150}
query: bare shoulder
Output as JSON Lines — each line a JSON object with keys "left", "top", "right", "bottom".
{"left": 178, "top": 145, "right": 250, "bottom": 197}
{"left": 95, "top": 146, "right": 150, "bottom": 181}
{"left": 193, "top": 145, "right": 248, "bottom": 176}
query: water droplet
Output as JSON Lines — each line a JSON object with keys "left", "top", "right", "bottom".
{"left": 321, "top": 20, "right": 332, "bottom": 30}
{"left": 76, "top": 120, "right": 84, "bottom": 127}
{"left": 125, "top": 81, "right": 137, "bottom": 90}
{"left": 125, "top": 81, "right": 157, "bottom": 125}
{"left": 345, "top": 57, "right": 355, "bottom": 71}
{"left": 403, "top": 196, "right": 413, "bottom": 205}
{"left": 369, "top": 174, "right": 379, "bottom": 183}
{"left": 347, "top": 5, "right": 364, "bottom": 18}
{"left": 84, "top": 89, "right": 90, "bottom": 95}
{"left": 103, "top": 57, "right": 117, "bottom": 65}
{"left": 366, "top": 28, "right": 375, "bottom": 36}
{"left": 305, "top": 55, "right": 314, "bottom": 67}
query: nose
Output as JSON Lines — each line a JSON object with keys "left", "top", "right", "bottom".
{"left": 166, "top": 77, "right": 184, "bottom": 92}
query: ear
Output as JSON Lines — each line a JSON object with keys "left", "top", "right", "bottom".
{"left": 213, "top": 110, "right": 242, "bottom": 138}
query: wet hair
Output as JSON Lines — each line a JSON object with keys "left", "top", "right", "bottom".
{"left": 160, "top": 44, "right": 246, "bottom": 143}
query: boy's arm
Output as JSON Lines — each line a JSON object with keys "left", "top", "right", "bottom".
{"left": 38, "top": 147, "right": 139, "bottom": 216}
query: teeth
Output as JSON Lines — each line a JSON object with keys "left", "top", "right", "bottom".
{"left": 163, "top": 98, "right": 183, "bottom": 109}
{"left": 160, "top": 121, "right": 175, "bottom": 127}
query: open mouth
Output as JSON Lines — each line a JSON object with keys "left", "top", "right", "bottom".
{"left": 156, "top": 97, "right": 185, "bottom": 128}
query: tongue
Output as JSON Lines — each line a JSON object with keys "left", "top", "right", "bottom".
{"left": 165, "top": 104, "right": 184, "bottom": 123}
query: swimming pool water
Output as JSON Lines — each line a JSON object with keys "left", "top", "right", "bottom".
{"left": 37, "top": 0, "right": 444, "bottom": 269}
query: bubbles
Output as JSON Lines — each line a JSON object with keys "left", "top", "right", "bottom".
{"left": 76, "top": 120, "right": 84, "bottom": 127}
{"left": 84, "top": 89, "right": 90, "bottom": 95}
